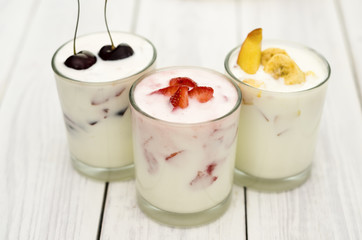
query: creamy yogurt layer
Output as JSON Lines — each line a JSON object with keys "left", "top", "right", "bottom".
{"left": 53, "top": 32, "right": 155, "bottom": 82}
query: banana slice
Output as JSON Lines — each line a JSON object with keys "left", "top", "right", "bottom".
{"left": 264, "top": 54, "right": 305, "bottom": 85}
{"left": 261, "top": 48, "right": 289, "bottom": 66}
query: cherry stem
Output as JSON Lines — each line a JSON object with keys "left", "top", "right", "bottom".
{"left": 104, "top": 0, "right": 115, "bottom": 50}
{"left": 72, "top": 0, "right": 81, "bottom": 55}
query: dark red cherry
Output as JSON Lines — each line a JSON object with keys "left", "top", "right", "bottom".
{"left": 64, "top": 50, "right": 97, "bottom": 70}
{"left": 98, "top": 44, "right": 134, "bottom": 60}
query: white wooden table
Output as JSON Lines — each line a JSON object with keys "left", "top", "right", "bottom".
{"left": 1, "top": 0, "right": 361, "bottom": 239}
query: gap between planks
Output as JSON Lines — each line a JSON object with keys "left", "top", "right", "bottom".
{"left": 97, "top": 182, "right": 109, "bottom": 240}
{"left": 334, "top": 0, "right": 362, "bottom": 110}
{"left": 244, "top": 187, "right": 248, "bottom": 240}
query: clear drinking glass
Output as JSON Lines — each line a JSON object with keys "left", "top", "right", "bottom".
{"left": 52, "top": 32, "right": 157, "bottom": 181}
{"left": 129, "top": 66, "right": 242, "bottom": 226}
{"left": 225, "top": 40, "right": 331, "bottom": 191}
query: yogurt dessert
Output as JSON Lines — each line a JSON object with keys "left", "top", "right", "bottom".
{"left": 52, "top": 32, "right": 156, "bottom": 181}
{"left": 129, "top": 67, "right": 241, "bottom": 226}
{"left": 225, "top": 28, "right": 330, "bottom": 191}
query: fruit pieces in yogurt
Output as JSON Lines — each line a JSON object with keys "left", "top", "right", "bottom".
{"left": 53, "top": 32, "right": 156, "bottom": 169}
{"left": 227, "top": 28, "right": 329, "bottom": 179}
{"left": 130, "top": 67, "right": 241, "bottom": 213}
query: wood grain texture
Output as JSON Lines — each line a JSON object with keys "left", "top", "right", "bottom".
{"left": 101, "top": 182, "right": 245, "bottom": 240}
{"left": 0, "top": 0, "right": 39, "bottom": 103}
{"left": 101, "top": 0, "right": 246, "bottom": 239}
{"left": 337, "top": 0, "right": 362, "bottom": 100}
{"left": 237, "top": 0, "right": 362, "bottom": 239}
{"left": 0, "top": 0, "right": 136, "bottom": 239}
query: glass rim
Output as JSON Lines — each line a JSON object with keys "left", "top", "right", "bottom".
{"left": 51, "top": 31, "right": 157, "bottom": 86}
{"left": 129, "top": 66, "right": 242, "bottom": 126}
{"left": 224, "top": 39, "right": 331, "bottom": 94}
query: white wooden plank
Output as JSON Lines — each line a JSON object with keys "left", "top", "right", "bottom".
{"left": 237, "top": 0, "right": 362, "bottom": 238}
{"left": 338, "top": 0, "right": 362, "bottom": 99}
{"left": 101, "top": 182, "right": 245, "bottom": 240}
{"left": 0, "top": 0, "right": 38, "bottom": 103}
{"left": 0, "top": 0, "right": 136, "bottom": 239}
{"left": 102, "top": 0, "right": 246, "bottom": 239}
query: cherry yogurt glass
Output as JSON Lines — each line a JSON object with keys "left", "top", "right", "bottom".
{"left": 52, "top": 32, "right": 156, "bottom": 181}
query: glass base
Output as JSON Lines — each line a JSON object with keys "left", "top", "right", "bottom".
{"left": 137, "top": 191, "right": 232, "bottom": 227}
{"left": 71, "top": 157, "right": 134, "bottom": 182}
{"left": 234, "top": 165, "right": 311, "bottom": 192}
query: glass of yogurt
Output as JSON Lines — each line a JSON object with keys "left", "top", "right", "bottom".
{"left": 225, "top": 40, "right": 331, "bottom": 191}
{"left": 129, "top": 66, "right": 242, "bottom": 226}
{"left": 52, "top": 32, "right": 157, "bottom": 181}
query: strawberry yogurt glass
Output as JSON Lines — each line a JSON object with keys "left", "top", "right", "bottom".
{"left": 52, "top": 32, "right": 156, "bottom": 181}
{"left": 225, "top": 40, "right": 330, "bottom": 191}
{"left": 129, "top": 66, "right": 242, "bottom": 226}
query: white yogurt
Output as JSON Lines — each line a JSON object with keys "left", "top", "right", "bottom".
{"left": 225, "top": 40, "right": 330, "bottom": 180}
{"left": 130, "top": 67, "right": 241, "bottom": 213}
{"left": 52, "top": 32, "right": 156, "bottom": 175}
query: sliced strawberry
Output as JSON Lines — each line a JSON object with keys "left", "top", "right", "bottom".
{"left": 143, "top": 137, "right": 158, "bottom": 174}
{"left": 190, "top": 172, "right": 218, "bottom": 189}
{"left": 170, "top": 86, "right": 189, "bottom": 109}
{"left": 144, "top": 149, "right": 158, "bottom": 174}
{"left": 206, "top": 162, "right": 217, "bottom": 175}
{"left": 189, "top": 86, "right": 214, "bottom": 103}
{"left": 169, "top": 77, "right": 197, "bottom": 88}
{"left": 165, "top": 150, "right": 183, "bottom": 161}
{"left": 189, "top": 162, "right": 218, "bottom": 189}
{"left": 151, "top": 85, "right": 180, "bottom": 96}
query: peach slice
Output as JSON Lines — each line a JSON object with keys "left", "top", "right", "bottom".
{"left": 237, "top": 28, "right": 263, "bottom": 74}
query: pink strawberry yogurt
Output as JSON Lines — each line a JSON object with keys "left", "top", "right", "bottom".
{"left": 129, "top": 66, "right": 241, "bottom": 225}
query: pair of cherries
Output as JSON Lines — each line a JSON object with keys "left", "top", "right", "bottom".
{"left": 64, "top": 43, "right": 134, "bottom": 70}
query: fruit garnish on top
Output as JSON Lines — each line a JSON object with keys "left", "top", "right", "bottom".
{"left": 64, "top": 0, "right": 134, "bottom": 70}
{"left": 151, "top": 77, "right": 214, "bottom": 110}
{"left": 237, "top": 28, "right": 306, "bottom": 85}
{"left": 263, "top": 53, "right": 305, "bottom": 85}
{"left": 65, "top": 51, "right": 97, "bottom": 70}
{"left": 64, "top": 0, "right": 96, "bottom": 70}
{"left": 169, "top": 77, "right": 197, "bottom": 88}
{"left": 237, "top": 28, "right": 263, "bottom": 74}
{"left": 260, "top": 48, "right": 288, "bottom": 66}
{"left": 189, "top": 87, "right": 214, "bottom": 103}
{"left": 98, "top": 0, "right": 134, "bottom": 61}
{"left": 98, "top": 44, "right": 134, "bottom": 61}
{"left": 170, "top": 86, "right": 189, "bottom": 109}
